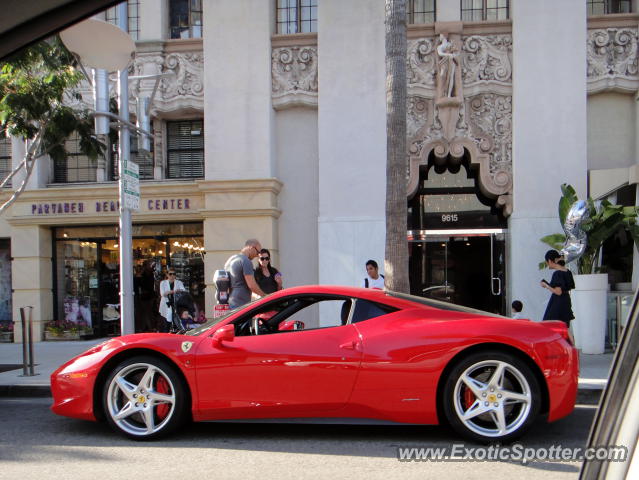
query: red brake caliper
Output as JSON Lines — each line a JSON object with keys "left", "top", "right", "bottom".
{"left": 464, "top": 386, "right": 475, "bottom": 409}
{"left": 156, "top": 377, "right": 170, "bottom": 420}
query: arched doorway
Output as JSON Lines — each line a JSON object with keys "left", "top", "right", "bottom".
{"left": 408, "top": 156, "right": 507, "bottom": 315}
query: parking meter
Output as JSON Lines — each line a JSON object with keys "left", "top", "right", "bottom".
{"left": 213, "top": 269, "right": 231, "bottom": 305}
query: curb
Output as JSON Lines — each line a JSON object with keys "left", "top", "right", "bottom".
{"left": 577, "top": 388, "right": 602, "bottom": 406}
{"left": 0, "top": 385, "right": 51, "bottom": 397}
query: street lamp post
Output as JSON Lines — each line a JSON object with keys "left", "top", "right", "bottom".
{"left": 61, "top": 15, "right": 143, "bottom": 336}
{"left": 117, "top": 2, "right": 134, "bottom": 335}
{"left": 62, "top": 14, "right": 170, "bottom": 337}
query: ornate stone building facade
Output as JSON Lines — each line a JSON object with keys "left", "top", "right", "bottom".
{"left": 1, "top": 0, "right": 638, "bottom": 339}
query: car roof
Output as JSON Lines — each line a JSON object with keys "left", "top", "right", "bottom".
{"left": 266, "top": 285, "right": 508, "bottom": 319}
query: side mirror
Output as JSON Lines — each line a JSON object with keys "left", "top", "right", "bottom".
{"left": 212, "top": 324, "right": 235, "bottom": 345}
{"left": 279, "top": 320, "right": 305, "bottom": 331}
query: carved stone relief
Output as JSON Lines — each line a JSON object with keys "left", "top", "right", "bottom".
{"left": 271, "top": 46, "right": 318, "bottom": 109}
{"left": 407, "top": 38, "right": 437, "bottom": 90}
{"left": 462, "top": 35, "right": 512, "bottom": 86}
{"left": 407, "top": 33, "right": 512, "bottom": 96}
{"left": 64, "top": 47, "right": 205, "bottom": 117}
{"left": 407, "top": 91, "right": 512, "bottom": 215}
{"left": 130, "top": 50, "right": 204, "bottom": 114}
{"left": 587, "top": 28, "right": 639, "bottom": 93}
{"left": 465, "top": 94, "right": 512, "bottom": 179}
{"left": 406, "top": 30, "right": 513, "bottom": 216}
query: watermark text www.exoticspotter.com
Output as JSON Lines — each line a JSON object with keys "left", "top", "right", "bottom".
{"left": 397, "top": 444, "right": 628, "bottom": 465}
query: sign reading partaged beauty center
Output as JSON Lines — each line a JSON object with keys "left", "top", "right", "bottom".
{"left": 29, "top": 197, "right": 195, "bottom": 215}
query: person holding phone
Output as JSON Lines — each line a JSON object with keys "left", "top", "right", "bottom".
{"left": 540, "top": 249, "right": 575, "bottom": 327}
{"left": 254, "top": 248, "right": 283, "bottom": 295}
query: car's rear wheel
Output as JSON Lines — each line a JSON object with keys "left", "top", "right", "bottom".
{"left": 442, "top": 350, "right": 541, "bottom": 443}
{"left": 102, "top": 355, "right": 187, "bottom": 440}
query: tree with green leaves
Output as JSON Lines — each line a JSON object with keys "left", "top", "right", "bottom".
{"left": 540, "top": 183, "right": 639, "bottom": 274}
{"left": 384, "top": 0, "right": 409, "bottom": 293}
{"left": 0, "top": 37, "right": 104, "bottom": 215}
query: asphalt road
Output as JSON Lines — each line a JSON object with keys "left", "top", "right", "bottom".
{"left": 0, "top": 398, "right": 597, "bottom": 480}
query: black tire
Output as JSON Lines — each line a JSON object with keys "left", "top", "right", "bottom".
{"left": 441, "top": 350, "right": 541, "bottom": 443}
{"left": 102, "top": 355, "right": 188, "bottom": 440}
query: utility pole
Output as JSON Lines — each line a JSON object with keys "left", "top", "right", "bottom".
{"left": 117, "top": 2, "right": 134, "bottom": 335}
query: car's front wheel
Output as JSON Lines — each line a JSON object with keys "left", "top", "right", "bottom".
{"left": 102, "top": 355, "right": 187, "bottom": 440}
{"left": 442, "top": 350, "right": 541, "bottom": 443}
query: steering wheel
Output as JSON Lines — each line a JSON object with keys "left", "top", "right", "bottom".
{"left": 250, "top": 318, "right": 261, "bottom": 335}
{"left": 250, "top": 317, "right": 272, "bottom": 335}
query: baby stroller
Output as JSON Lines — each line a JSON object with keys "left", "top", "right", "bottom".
{"left": 171, "top": 290, "right": 197, "bottom": 332}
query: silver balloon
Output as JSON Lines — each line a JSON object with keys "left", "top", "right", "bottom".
{"left": 560, "top": 200, "right": 589, "bottom": 264}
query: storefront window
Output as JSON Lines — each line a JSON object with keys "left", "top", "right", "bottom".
{"left": 54, "top": 223, "right": 204, "bottom": 336}
{"left": 55, "top": 240, "right": 98, "bottom": 333}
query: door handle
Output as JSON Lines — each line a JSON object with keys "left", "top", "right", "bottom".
{"left": 339, "top": 341, "right": 356, "bottom": 350}
{"left": 340, "top": 340, "right": 362, "bottom": 352}
{"left": 491, "top": 277, "right": 501, "bottom": 296}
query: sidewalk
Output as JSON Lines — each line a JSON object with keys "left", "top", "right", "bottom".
{"left": 0, "top": 339, "right": 103, "bottom": 396}
{"left": 0, "top": 339, "right": 614, "bottom": 404}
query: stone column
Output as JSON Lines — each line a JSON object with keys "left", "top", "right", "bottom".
{"left": 11, "top": 226, "right": 53, "bottom": 342}
{"left": 317, "top": 0, "right": 387, "bottom": 291}
{"left": 139, "top": 0, "right": 168, "bottom": 41}
{"left": 204, "top": 0, "right": 275, "bottom": 181}
{"left": 510, "top": 0, "right": 588, "bottom": 322}
{"left": 199, "top": 179, "right": 282, "bottom": 315}
{"left": 201, "top": 0, "right": 278, "bottom": 315}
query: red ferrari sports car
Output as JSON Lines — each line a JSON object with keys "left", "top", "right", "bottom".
{"left": 51, "top": 286, "right": 578, "bottom": 442}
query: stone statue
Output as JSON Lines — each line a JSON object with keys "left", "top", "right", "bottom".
{"left": 437, "top": 33, "right": 460, "bottom": 98}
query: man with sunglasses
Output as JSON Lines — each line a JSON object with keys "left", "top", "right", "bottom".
{"left": 224, "top": 239, "right": 267, "bottom": 308}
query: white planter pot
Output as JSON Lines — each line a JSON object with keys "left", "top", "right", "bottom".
{"left": 571, "top": 273, "right": 608, "bottom": 354}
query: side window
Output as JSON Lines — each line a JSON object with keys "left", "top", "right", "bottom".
{"left": 351, "top": 300, "right": 397, "bottom": 324}
{"left": 232, "top": 296, "right": 354, "bottom": 335}
{"left": 232, "top": 298, "right": 298, "bottom": 336}
{"left": 279, "top": 298, "right": 350, "bottom": 330}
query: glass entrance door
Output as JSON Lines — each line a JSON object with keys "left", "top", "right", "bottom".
{"left": 409, "top": 230, "right": 506, "bottom": 315}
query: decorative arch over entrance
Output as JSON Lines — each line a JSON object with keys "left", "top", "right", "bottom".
{"left": 407, "top": 135, "right": 512, "bottom": 216}
{"left": 405, "top": 21, "right": 513, "bottom": 217}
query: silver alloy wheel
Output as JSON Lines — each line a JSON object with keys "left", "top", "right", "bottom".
{"left": 106, "top": 362, "right": 177, "bottom": 437}
{"left": 452, "top": 359, "right": 532, "bottom": 438}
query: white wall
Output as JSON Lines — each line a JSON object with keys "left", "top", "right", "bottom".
{"left": 588, "top": 93, "right": 636, "bottom": 170}
{"left": 317, "top": 0, "right": 387, "bottom": 290}
{"left": 203, "top": 0, "right": 275, "bottom": 180}
{"left": 275, "top": 108, "right": 319, "bottom": 288}
{"left": 138, "top": 0, "right": 167, "bottom": 41}
{"left": 510, "top": 0, "right": 588, "bottom": 322}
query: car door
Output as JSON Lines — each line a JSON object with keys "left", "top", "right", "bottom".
{"left": 194, "top": 296, "right": 363, "bottom": 419}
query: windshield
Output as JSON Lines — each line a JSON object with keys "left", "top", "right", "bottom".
{"left": 183, "top": 298, "right": 263, "bottom": 336}
{"left": 183, "top": 313, "right": 231, "bottom": 336}
{"left": 387, "top": 291, "right": 509, "bottom": 319}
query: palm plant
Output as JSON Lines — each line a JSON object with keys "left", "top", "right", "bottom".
{"left": 540, "top": 184, "right": 639, "bottom": 274}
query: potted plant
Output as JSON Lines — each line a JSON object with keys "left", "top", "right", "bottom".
{"left": 540, "top": 184, "right": 639, "bottom": 354}
{"left": 0, "top": 322, "right": 13, "bottom": 342}
{"left": 44, "top": 319, "right": 92, "bottom": 341}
